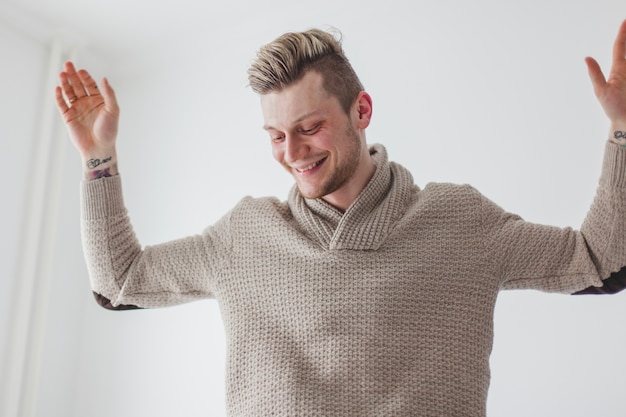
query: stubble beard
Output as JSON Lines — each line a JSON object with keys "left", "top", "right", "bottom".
{"left": 297, "top": 121, "right": 363, "bottom": 200}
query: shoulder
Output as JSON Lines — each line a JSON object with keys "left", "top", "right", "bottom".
{"left": 229, "top": 195, "right": 292, "bottom": 223}
{"left": 420, "top": 182, "right": 485, "bottom": 205}
{"left": 235, "top": 195, "right": 289, "bottom": 211}
{"left": 204, "top": 196, "right": 292, "bottom": 243}
{"left": 411, "top": 182, "right": 506, "bottom": 224}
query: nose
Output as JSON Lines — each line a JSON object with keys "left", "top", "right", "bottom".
{"left": 284, "top": 135, "right": 308, "bottom": 164}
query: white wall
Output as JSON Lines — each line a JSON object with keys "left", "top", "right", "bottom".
{"left": 3, "top": 0, "right": 626, "bottom": 416}
{"left": 0, "top": 18, "right": 47, "bottom": 414}
{"left": 0, "top": 14, "right": 42, "bottom": 383}
{"left": 0, "top": 6, "right": 93, "bottom": 417}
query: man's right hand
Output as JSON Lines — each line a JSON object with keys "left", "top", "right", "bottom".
{"left": 55, "top": 61, "right": 120, "bottom": 179}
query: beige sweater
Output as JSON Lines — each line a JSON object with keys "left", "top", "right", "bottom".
{"left": 81, "top": 143, "right": 626, "bottom": 416}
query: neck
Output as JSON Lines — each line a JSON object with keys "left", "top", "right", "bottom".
{"left": 322, "top": 152, "right": 377, "bottom": 212}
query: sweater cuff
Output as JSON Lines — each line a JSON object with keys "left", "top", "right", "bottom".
{"left": 600, "top": 141, "right": 626, "bottom": 188}
{"left": 80, "top": 175, "right": 126, "bottom": 220}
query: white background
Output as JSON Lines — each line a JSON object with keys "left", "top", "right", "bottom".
{"left": 2, "top": 0, "right": 626, "bottom": 416}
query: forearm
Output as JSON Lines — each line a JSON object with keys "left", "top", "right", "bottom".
{"left": 81, "top": 175, "right": 220, "bottom": 308}
{"left": 580, "top": 141, "right": 626, "bottom": 276}
{"left": 568, "top": 136, "right": 626, "bottom": 296}
{"left": 81, "top": 148, "right": 118, "bottom": 180}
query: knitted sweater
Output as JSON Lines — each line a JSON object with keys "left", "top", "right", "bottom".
{"left": 81, "top": 143, "right": 626, "bottom": 417}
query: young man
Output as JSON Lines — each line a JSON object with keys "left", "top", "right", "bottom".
{"left": 56, "top": 23, "right": 626, "bottom": 416}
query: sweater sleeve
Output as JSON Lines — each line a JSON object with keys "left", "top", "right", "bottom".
{"left": 80, "top": 175, "right": 232, "bottom": 309}
{"left": 484, "top": 141, "right": 626, "bottom": 294}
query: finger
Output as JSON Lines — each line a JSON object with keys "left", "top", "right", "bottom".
{"left": 64, "top": 61, "right": 88, "bottom": 99}
{"left": 54, "top": 86, "right": 70, "bottom": 114}
{"left": 585, "top": 56, "right": 607, "bottom": 98}
{"left": 612, "top": 19, "right": 626, "bottom": 63}
{"left": 77, "top": 69, "right": 100, "bottom": 96}
{"left": 59, "top": 72, "right": 79, "bottom": 104}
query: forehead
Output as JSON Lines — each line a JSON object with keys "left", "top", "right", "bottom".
{"left": 260, "top": 71, "right": 339, "bottom": 130}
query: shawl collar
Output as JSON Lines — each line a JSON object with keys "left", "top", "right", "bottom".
{"left": 288, "top": 144, "right": 415, "bottom": 250}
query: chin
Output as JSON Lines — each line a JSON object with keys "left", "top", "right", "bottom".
{"left": 295, "top": 182, "right": 326, "bottom": 200}
{"left": 297, "top": 188, "right": 322, "bottom": 200}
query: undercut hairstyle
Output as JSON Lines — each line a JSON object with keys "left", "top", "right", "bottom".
{"left": 247, "top": 28, "right": 364, "bottom": 115}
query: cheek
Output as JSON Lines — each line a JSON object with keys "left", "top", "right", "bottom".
{"left": 271, "top": 143, "right": 283, "bottom": 163}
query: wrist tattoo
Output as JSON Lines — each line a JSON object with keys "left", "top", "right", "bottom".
{"left": 89, "top": 167, "right": 113, "bottom": 180}
{"left": 86, "top": 156, "right": 112, "bottom": 169}
{"left": 610, "top": 131, "right": 626, "bottom": 147}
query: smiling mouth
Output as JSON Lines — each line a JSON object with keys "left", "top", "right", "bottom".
{"left": 295, "top": 157, "right": 327, "bottom": 173}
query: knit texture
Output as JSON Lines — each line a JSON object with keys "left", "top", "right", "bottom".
{"left": 80, "top": 143, "right": 626, "bottom": 417}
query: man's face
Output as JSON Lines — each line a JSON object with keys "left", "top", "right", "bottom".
{"left": 260, "top": 71, "right": 372, "bottom": 209}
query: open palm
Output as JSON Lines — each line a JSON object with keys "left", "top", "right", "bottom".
{"left": 55, "top": 62, "right": 119, "bottom": 158}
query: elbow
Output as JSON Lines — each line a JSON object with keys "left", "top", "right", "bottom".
{"left": 573, "top": 266, "right": 626, "bottom": 295}
{"left": 92, "top": 291, "right": 142, "bottom": 310}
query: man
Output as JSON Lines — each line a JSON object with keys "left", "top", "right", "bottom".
{"left": 55, "top": 22, "right": 626, "bottom": 416}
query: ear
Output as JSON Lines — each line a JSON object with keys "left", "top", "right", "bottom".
{"left": 354, "top": 91, "right": 373, "bottom": 129}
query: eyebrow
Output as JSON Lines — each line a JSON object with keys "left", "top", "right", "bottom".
{"left": 262, "top": 110, "right": 323, "bottom": 131}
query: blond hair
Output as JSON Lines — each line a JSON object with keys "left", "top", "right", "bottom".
{"left": 247, "top": 28, "right": 364, "bottom": 114}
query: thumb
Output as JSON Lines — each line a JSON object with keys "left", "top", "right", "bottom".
{"left": 585, "top": 56, "right": 607, "bottom": 99}
{"left": 101, "top": 77, "right": 120, "bottom": 116}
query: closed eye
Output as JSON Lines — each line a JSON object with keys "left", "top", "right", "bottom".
{"left": 271, "top": 135, "right": 285, "bottom": 143}
{"left": 301, "top": 124, "right": 321, "bottom": 135}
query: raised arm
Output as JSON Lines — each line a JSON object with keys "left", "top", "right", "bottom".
{"left": 585, "top": 19, "right": 626, "bottom": 143}
{"left": 54, "top": 62, "right": 225, "bottom": 310}
{"left": 54, "top": 62, "right": 120, "bottom": 179}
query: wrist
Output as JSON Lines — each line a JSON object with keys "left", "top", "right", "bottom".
{"left": 608, "top": 122, "right": 626, "bottom": 147}
{"left": 81, "top": 151, "right": 118, "bottom": 180}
